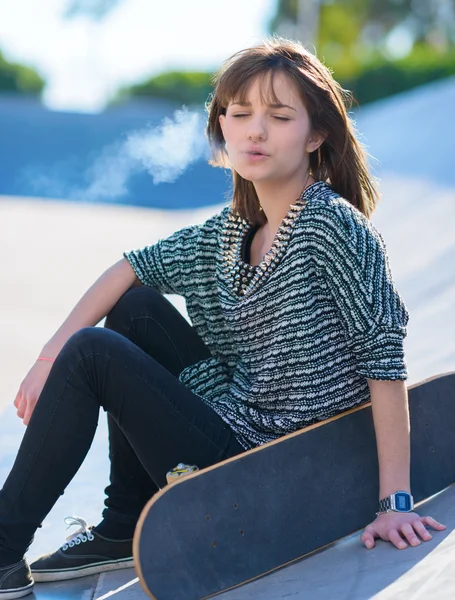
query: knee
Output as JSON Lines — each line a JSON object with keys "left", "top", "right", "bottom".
{"left": 105, "top": 286, "right": 163, "bottom": 333}
{"left": 61, "top": 327, "right": 110, "bottom": 359}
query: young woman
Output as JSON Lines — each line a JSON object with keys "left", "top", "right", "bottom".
{"left": 0, "top": 37, "right": 445, "bottom": 599}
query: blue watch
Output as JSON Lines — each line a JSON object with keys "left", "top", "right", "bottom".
{"left": 378, "top": 490, "right": 414, "bottom": 514}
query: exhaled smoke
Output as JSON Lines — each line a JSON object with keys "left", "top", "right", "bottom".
{"left": 24, "top": 108, "right": 210, "bottom": 202}
{"left": 126, "top": 109, "right": 208, "bottom": 184}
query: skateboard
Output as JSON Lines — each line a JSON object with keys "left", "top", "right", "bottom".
{"left": 133, "top": 372, "right": 455, "bottom": 600}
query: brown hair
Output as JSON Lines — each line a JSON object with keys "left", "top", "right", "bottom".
{"left": 206, "top": 37, "right": 379, "bottom": 225}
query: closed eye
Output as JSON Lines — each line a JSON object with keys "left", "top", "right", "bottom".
{"left": 231, "top": 114, "right": 290, "bottom": 121}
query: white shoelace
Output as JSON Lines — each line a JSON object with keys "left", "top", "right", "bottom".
{"left": 60, "top": 515, "right": 95, "bottom": 551}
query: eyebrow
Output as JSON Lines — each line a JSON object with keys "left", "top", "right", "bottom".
{"left": 230, "top": 101, "right": 296, "bottom": 112}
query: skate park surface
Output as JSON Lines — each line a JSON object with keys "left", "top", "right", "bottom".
{"left": 1, "top": 77, "right": 455, "bottom": 598}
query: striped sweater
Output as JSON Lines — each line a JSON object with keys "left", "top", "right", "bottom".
{"left": 124, "top": 181, "right": 409, "bottom": 450}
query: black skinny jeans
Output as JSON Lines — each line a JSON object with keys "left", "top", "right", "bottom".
{"left": 0, "top": 286, "right": 244, "bottom": 565}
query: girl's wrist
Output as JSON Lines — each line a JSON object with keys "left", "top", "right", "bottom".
{"left": 379, "top": 484, "right": 411, "bottom": 500}
{"left": 37, "top": 356, "right": 55, "bottom": 363}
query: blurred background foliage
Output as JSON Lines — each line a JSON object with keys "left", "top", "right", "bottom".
{"left": 0, "top": 50, "right": 45, "bottom": 94}
{"left": 1, "top": 0, "right": 454, "bottom": 107}
{"left": 114, "top": 71, "right": 214, "bottom": 106}
{"left": 113, "top": 0, "right": 455, "bottom": 107}
{"left": 271, "top": 0, "right": 455, "bottom": 105}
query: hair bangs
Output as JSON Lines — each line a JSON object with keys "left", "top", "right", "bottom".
{"left": 217, "top": 64, "right": 289, "bottom": 113}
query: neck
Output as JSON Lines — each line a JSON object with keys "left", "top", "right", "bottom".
{"left": 253, "top": 173, "right": 313, "bottom": 239}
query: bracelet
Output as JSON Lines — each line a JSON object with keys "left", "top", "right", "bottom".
{"left": 37, "top": 357, "right": 55, "bottom": 363}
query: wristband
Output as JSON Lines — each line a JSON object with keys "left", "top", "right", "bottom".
{"left": 37, "top": 357, "right": 55, "bottom": 363}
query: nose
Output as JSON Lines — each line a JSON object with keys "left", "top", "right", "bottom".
{"left": 247, "top": 116, "right": 267, "bottom": 142}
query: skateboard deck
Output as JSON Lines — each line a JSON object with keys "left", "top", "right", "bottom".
{"left": 133, "top": 372, "right": 455, "bottom": 600}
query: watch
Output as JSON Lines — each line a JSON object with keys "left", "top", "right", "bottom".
{"left": 378, "top": 490, "right": 414, "bottom": 515}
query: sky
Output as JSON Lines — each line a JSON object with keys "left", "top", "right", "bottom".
{"left": 0, "top": 0, "right": 277, "bottom": 112}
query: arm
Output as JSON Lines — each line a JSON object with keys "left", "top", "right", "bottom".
{"left": 306, "top": 202, "right": 446, "bottom": 548}
{"left": 361, "top": 378, "right": 446, "bottom": 549}
{"left": 369, "top": 379, "right": 410, "bottom": 499}
{"left": 15, "top": 258, "right": 141, "bottom": 425}
{"left": 41, "top": 258, "right": 140, "bottom": 359}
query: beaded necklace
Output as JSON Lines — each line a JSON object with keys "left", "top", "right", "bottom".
{"left": 220, "top": 187, "right": 309, "bottom": 299}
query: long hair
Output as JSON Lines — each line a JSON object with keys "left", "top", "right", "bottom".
{"left": 206, "top": 37, "right": 379, "bottom": 225}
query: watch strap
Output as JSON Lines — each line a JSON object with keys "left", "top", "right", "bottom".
{"left": 378, "top": 496, "right": 392, "bottom": 513}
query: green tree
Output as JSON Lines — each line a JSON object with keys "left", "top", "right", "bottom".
{"left": 115, "top": 71, "right": 213, "bottom": 106}
{"left": 270, "top": 0, "right": 455, "bottom": 54}
{"left": 0, "top": 50, "right": 45, "bottom": 94}
{"left": 268, "top": 0, "right": 455, "bottom": 104}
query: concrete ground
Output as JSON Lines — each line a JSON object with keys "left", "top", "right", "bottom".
{"left": 0, "top": 185, "right": 454, "bottom": 599}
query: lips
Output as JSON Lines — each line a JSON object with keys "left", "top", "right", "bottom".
{"left": 245, "top": 147, "right": 269, "bottom": 156}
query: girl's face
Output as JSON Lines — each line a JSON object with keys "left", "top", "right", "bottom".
{"left": 219, "top": 72, "right": 323, "bottom": 186}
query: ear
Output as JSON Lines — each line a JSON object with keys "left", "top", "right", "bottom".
{"left": 219, "top": 114, "right": 226, "bottom": 139}
{"left": 306, "top": 130, "right": 327, "bottom": 153}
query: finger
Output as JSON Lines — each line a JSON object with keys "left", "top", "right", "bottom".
{"left": 412, "top": 521, "right": 433, "bottom": 542}
{"left": 19, "top": 393, "right": 28, "bottom": 412}
{"left": 400, "top": 523, "right": 421, "bottom": 547}
{"left": 23, "top": 400, "right": 35, "bottom": 427}
{"left": 16, "top": 396, "right": 26, "bottom": 419}
{"left": 361, "top": 531, "right": 375, "bottom": 549}
{"left": 13, "top": 390, "right": 22, "bottom": 408}
{"left": 23, "top": 409, "right": 32, "bottom": 426}
{"left": 388, "top": 529, "right": 408, "bottom": 550}
{"left": 421, "top": 516, "right": 447, "bottom": 531}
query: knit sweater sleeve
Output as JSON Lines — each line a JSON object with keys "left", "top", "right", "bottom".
{"left": 306, "top": 200, "right": 410, "bottom": 381}
{"left": 123, "top": 208, "right": 227, "bottom": 296}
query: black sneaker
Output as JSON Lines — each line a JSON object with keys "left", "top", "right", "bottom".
{"left": 0, "top": 559, "right": 34, "bottom": 599}
{"left": 30, "top": 516, "right": 134, "bottom": 582}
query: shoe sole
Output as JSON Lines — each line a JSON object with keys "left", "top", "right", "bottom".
{"left": 31, "top": 558, "right": 134, "bottom": 582}
{"left": 0, "top": 581, "right": 34, "bottom": 599}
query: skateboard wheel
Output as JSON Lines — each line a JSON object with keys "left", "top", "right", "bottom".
{"left": 166, "top": 463, "right": 199, "bottom": 484}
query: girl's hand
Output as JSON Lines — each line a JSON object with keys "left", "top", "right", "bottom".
{"left": 361, "top": 511, "right": 446, "bottom": 550}
{"left": 13, "top": 360, "right": 54, "bottom": 426}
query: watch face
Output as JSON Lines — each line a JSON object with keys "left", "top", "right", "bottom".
{"left": 395, "top": 492, "right": 412, "bottom": 512}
